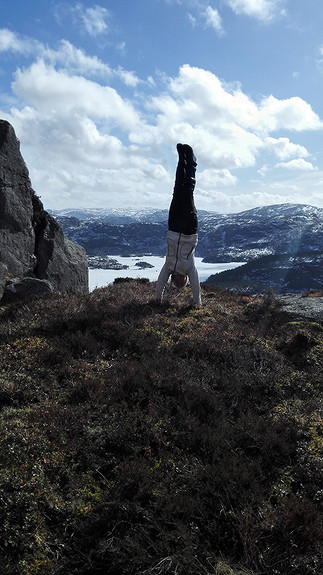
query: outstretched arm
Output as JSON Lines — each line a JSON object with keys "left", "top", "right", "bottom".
{"left": 155, "top": 263, "right": 171, "bottom": 302}
{"left": 188, "top": 266, "right": 202, "bottom": 306}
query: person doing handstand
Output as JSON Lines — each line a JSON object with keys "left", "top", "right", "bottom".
{"left": 155, "top": 143, "right": 202, "bottom": 306}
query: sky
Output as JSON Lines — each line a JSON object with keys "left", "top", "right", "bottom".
{"left": 1, "top": 0, "right": 323, "bottom": 214}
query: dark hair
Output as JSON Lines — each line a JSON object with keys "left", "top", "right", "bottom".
{"left": 171, "top": 274, "right": 188, "bottom": 289}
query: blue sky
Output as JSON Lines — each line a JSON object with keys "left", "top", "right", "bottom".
{"left": 1, "top": 0, "right": 323, "bottom": 213}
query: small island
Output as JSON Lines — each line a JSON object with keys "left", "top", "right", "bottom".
{"left": 134, "top": 261, "right": 154, "bottom": 269}
{"left": 87, "top": 256, "right": 128, "bottom": 270}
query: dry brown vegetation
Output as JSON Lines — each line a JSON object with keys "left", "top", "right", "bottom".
{"left": 0, "top": 279, "right": 322, "bottom": 575}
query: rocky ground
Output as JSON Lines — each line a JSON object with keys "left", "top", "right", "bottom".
{"left": 279, "top": 292, "right": 323, "bottom": 320}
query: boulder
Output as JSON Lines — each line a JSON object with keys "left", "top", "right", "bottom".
{"left": 2, "top": 277, "right": 54, "bottom": 303}
{"left": 0, "top": 120, "right": 88, "bottom": 295}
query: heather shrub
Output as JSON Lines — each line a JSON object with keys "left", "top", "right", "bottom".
{"left": 0, "top": 281, "right": 321, "bottom": 575}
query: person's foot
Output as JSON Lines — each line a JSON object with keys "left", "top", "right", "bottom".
{"left": 182, "top": 144, "right": 197, "bottom": 166}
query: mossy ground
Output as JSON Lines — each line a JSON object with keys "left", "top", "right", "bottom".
{"left": 0, "top": 280, "right": 322, "bottom": 574}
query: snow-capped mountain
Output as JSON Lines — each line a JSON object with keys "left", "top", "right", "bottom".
{"left": 49, "top": 207, "right": 169, "bottom": 224}
{"left": 51, "top": 204, "right": 323, "bottom": 293}
{"left": 197, "top": 204, "right": 323, "bottom": 262}
{"left": 52, "top": 203, "right": 323, "bottom": 259}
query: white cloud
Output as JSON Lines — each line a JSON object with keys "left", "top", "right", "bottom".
{"left": 2, "top": 51, "right": 323, "bottom": 212}
{"left": 144, "top": 65, "right": 319, "bottom": 168}
{"left": 0, "top": 29, "right": 141, "bottom": 87}
{"left": 188, "top": 13, "right": 197, "bottom": 28}
{"left": 181, "top": 0, "right": 286, "bottom": 32}
{"left": 265, "top": 137, "right": 309, "bottom": 160}
{"left": 0, "top": 28, "right": 22, "bottom": 51}
{"left": 44, "top": 40, "right": 112, "bottom": 77}
{"left": 224, "top": 0, "right": 285, "bottom": 21}
{"left": 199, "top": 168, "right": 237, "bottom": 188}
{"left": 259, "top": 95, "right": 322, "bottom": 131}
{"left": 204, "top": 6, "right": 224, "bottom": 34}
{"left": 0, "top": 28, "right": 111, "bottom": 76}
{"left": 116, "top": 67, "right": 141, "bottom": 88}
{"left": 276, "top": 159, "right": 317, "bottom": 171}
{"left": 12, "top": 60, "right": 141, "bottom": 129}
{"left": 0, "top": 28, "right": 40, "bottom": 54}
{"left": 81, "top": 5, "right": 110, "bottom": 37}
{"left": 258, "top": 164, "right": 270, "bottom": 177}
{"left": 54, "top": 3, "right": 111, "bottom": 38}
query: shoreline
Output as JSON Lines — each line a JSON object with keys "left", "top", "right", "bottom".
{"left": 88, "top": 256, "right": 244, "bottom": 292}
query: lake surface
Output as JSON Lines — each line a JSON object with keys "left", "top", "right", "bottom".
{"left": 89, "top": 256, "right": 244, "bottom": 292}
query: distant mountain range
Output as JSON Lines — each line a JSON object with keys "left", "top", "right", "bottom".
{"left": 51, "top": 204, "right": 323, "bottom": 294}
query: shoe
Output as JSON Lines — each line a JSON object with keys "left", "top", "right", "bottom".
{"left": 176, "top": 143, "right": 184, "bottom": 155}
{"left": 182, "top": 144, "right": 197, "bottom": 166}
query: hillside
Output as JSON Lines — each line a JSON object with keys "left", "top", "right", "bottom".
{"left": 0, "top": 281, "right": 322, "bottom": 575}
{"left": 199, "top": 204, "right": 323, "bottom": 262}
{"left": 52, "top": 204, "right": 323, "bottom": 294}
{"left": 206, "top": 252, "right": 323, "bottom": 294}
{"left": 52, "top": 203, "right": 323, "bottom": 262}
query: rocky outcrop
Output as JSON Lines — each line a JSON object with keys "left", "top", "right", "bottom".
{"left": 0, "top": 120, "right": 88, "bottom": 298}
{"left": 32, "top": 194, "right": 88, "bottom": 293}
{"left": 2, "top": 277, "right": 54, "bottom": 304}
{"left": 279, "top": 293, "right": 323, "bottom": 320}
{"left": 0, "top": 121, "right": 36, "bottom": 276}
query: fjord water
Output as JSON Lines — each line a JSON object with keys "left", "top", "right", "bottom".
{"left": 89, "top": 256, "right": 244, "bottom": 291}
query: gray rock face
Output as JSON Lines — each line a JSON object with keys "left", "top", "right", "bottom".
{"left": 0, "top": 262, "right": 7, "bottom": 300}
{"left": 0, "top": 120, "right": 88, "bottom": 296}
{"left": 33, "top": 194, "right": 89, "bottom": 293}
{"left": 0, "top": 121, "right": 36, "bottom": 276}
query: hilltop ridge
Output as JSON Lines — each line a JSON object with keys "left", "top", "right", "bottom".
{"left": 52, "top": 202, "right": 323, "bottom": 261}
{"left": 0, "top": 280, "right": 322, "bottom": 574}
